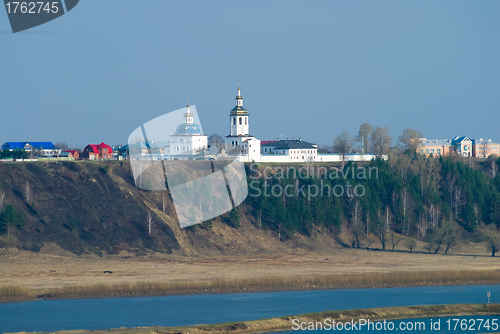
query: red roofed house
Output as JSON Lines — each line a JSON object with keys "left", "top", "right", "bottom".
{"left": 81, "top": 142, "right": 113, "bottom": 160}
{"left": 59, "top": 150, "right": 80, "bottom": 160}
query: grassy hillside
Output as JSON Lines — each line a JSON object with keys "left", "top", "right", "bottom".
{"left": 0, "top": 154, "right": 499, "bottom": 256}
{"left": 0, "top": 161, "right": 180, "bottom": 255}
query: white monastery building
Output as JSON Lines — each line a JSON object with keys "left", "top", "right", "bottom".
{"left": 167, "top": 103, "right": 208, "bottom": 156}
{"left": 222, "top": 87, "right": 377, "bottom": 163}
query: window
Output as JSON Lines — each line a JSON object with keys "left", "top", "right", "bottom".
{"left": 431, "top": 149, "right": 434, "bottom": 154}
{"left": 437, "top": 149, "right": 441, "bottom": 155}
{"left": 420, "top": 149, "right": 424, "bottom": 153}
{"left": 245, "top": 118, "right": 247, "bottom": 125}
{"left": 233, "top": 117, "right": 236, "bottom": 125}
{"left": 426, "top": 149, "right": 429, "bottom": 154}
{"left": 239, "top": 117, "right": 242, "bottom": 125}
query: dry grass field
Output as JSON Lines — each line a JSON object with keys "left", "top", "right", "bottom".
{"left": 0, "top": 239, "right": 499, "bottom": 301}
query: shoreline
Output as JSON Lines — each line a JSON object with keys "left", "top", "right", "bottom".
{"left": 1, "top": 269, "right": 500, "bottom": 303}
{"left": 7, "top": 303, "right": 500, "bottom": 334}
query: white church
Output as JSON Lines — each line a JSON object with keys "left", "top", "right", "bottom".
{"left": 168, "top": 103, "right": 208, "bottom": 155}
{"left": 160, "top": 87, "right": 378, "bottom": 163}
{"left": 222, "top": 87, "right": 377, "bottom": 163}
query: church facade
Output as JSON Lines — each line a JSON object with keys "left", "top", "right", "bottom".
{"left": 166, "top": 103, "right": 208, "bottom": 157}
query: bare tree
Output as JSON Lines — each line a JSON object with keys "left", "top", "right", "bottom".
{"left": 25, "top": 182, "right": 33, "bottom": 204}
{"left": 162, "top": 193, "right": 167, "bottom": 212}
{"left": 490, "top": 159, "right": 499, "bottom": 178}
{"left": 147, "top": 211, "right": 154, "bottom": 237}
{"left": 479, "top": 223, "right": 500, "bottom": 257}
{"left": 405, "top": 237, "right": 416, "bottom": 253}
{"left": 429, "top": 227, "right": 446, "bottom": 254}
{"left": 371, "top": 126, "right": 392, "bottom": 157}
{"left": 400, "top": 187, "right": 414, "bottom": 235}
{"left": 390, "top": 232, "right": 404, "bottom": 251}
{"left": 333, "top": 131, "right": 354, "bottom": 169}
{"left": 452, "top": 187, "right": 466, "bottom": 219}
{"left": 348, "top": 200, "right": 364, "bottom": 248}
{"left": 208, "top": 133, "right": 225, "bottom": 151}
{"left": 398, "top": 128, "right": 423, "bottom": 153}
{"left": 55, "top": 142, "right": 69, "bottom": 150}
{"left": 372, "top": 209, "right": 388, "bottom": 250}
{"left": 357, "top": 123, "right": 372, "bottom": 154}
{"left": 0, "top": 189, "right": 5, "bottom": 214}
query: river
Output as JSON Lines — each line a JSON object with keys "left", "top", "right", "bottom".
{"left": 0, "top": 284, "right": 499, "bottom": 333}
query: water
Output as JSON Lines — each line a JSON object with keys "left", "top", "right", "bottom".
{"left": 0, "top": 284, "right": 499, "bottom": 333}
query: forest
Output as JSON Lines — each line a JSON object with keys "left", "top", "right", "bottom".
{"left": 242, "top": 152, "right": 500, "bottom": 255}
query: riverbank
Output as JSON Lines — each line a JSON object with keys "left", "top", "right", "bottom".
{"left": 7, "top": 303, "right": 500, "bottom": 334}
{"left": 2, "top": 269, "right": 500, "bottom": 303}
{"left": 1, "top": 246, "right": 500, "bottom": 302}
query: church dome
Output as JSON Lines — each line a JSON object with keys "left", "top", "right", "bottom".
{"left": 175, "top": 123, "right": 203, "bottom": 135}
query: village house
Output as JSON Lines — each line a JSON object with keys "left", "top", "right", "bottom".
{"left": 81, "top": 142, "right": 114, "bottom": 160}
{"left": 419, "top": 136, "right": 499, "bottom": 158}
{"left": 1, "top": 142, "right": 61, "bottom": 157}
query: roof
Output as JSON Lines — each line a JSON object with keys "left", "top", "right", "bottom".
{"left": 85, "top": 145, "right": 99, "bottom": 154}
{"left": 98, "top": 142, "right": 113, "bottom": 152}
{"left": 230, "top": 106, "right": 248, "bottom": 115}
{"left": 2, "top": 142, "right": 56, "bottom": 150}
{"left": 473, "top": 139, "right": 500, "bottom": 145}
{"left": 175, "top": 123, "right": 203, "bottom": 135}
{"left": 260, "top": 140, "right": 277, "bottom": 145}
{"left": 262, "top": 139, "right": 317, "bottom": 150}
{"left": 225, "top": 134, "right": 254, "bottom": 138}
{"left": 84, "top": 142, "right": 113, "bottom": 154}
{"left": 419, "top": 139, "right": 453, "bottom": 146}
{"left": 65, "top": 150, "right": 78, "bottom": 154}
{"left": 452, "top": 136, "right": 472, "bottom": 144}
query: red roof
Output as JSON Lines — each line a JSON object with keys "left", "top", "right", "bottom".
{"left": 65, "top": 150, "right": 78, "bottom": 154}
{"left": 260, "top": 140, "right": 277, "bottom": 145}
{"left": 84, "top": 142, "right": 113, "bottom": 154}
{"left": 97, "top": 142, "right": 113, "bottom": 153}
{"left": 85, "top": 144, "right": 99, "bottom": 154}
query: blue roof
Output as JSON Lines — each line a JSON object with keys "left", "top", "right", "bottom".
{"left": 175, "top": 123, "right": 203, "bottom": 135}
{"left": 2, "top": 142, "right": 56, "bottom": 150}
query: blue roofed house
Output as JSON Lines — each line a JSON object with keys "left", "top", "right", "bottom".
{"left": 1, "top": 142, "right": 62, "bottom": 157}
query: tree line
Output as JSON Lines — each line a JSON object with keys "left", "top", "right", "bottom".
{"left": 241, "top": 148, "right": 500, "bottom": 255}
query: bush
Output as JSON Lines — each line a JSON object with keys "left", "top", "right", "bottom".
{"left": 68, "top": 219, "right": 77, "bottom": 230}
{"left": 0, "top": 204, "right": 25, "bottom": 233}
{"left": 0, "top": 234, "right": 18, "bottom": 248}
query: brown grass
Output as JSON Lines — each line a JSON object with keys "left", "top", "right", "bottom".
{"left": 3, "top": 269, "right": 498, "bottom": 302}
{"left": 0, "top": 285, "right": 28, "bottom": 299}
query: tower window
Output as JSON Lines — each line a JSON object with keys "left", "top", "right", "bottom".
{"left": 233, "top": 117, "right": 236, "bottom": 125}
{"left": 245, "top": 118, "right": 247, "bottom": 125}
{"left": 239, "top": 117, "right": 242, "bottom": 125}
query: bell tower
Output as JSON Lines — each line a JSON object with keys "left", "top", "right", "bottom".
{"left": 229, "top": 87, "right": 249, "bottom": 136}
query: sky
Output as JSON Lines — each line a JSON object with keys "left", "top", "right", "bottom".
{"left": 1, "top": 1, "right": 499, "bottom": 149}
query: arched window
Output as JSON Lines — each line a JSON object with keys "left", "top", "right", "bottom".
{"left": 245, "top": 118, "right": 247, "bottom": 125}
{"left": 233, "top": 117, "right": 236, "bottom": 125}
{"left": 239, "top": 117, "right": 242, "bottom": 125}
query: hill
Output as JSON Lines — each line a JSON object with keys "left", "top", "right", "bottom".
{"left": 0, "top": 154, "right": 499, "bottom": 257}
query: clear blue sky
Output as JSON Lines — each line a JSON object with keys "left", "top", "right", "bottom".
{"left": 1, "top": 1, "right": 499, "bottom": 148}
